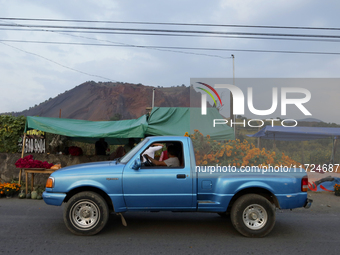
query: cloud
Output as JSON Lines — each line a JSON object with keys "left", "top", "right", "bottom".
{"left": 0, "top": 0, "right": 339, "bottom": 123}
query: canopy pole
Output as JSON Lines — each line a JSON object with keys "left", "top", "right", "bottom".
{"left": 273, "top": 133, "right": 276, "bottom": 150}
{"left": 21, "top": 133, "right": 26, "bottom": 158}
{"left": 19, "top": 133, "right": 27, "bottom": 185}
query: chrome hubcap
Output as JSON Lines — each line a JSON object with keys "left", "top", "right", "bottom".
{"left": 81, "top": 209, "right": 91, "bottom": 218}
{"left": 250, "top": 212, "right": 258, "bottom": 220}
{"left": 242, "top": 204, "right": 268, "bottom": 230}
{"left": 70, "top": 200, "right": 100, "bottom": 230}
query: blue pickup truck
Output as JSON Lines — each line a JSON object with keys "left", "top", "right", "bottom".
{"left": 43, "top": 136, "right": 312, "bottom": 237}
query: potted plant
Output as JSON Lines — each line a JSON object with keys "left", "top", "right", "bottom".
{"left": 334, "top": 184, "right": 340, "bottom": 196}
{"left": 2, "top": 182, "right": 21, "bottom": 198}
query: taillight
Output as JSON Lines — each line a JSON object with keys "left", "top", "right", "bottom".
{"left": 301, "top": 175, "right": 308, "bottom": 192}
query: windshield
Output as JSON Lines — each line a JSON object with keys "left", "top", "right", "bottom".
{"left": 120, "top": 138, "right": 149, "bottom": 163}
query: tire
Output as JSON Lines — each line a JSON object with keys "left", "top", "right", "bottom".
{"left": 63, "top": 191, "right": 109, "bottom": 236}
{"left": 230, "top": 194, "right": 275, "bottom": 238}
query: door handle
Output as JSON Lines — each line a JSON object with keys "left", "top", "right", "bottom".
{"left": 177, "top": 174, "right": 186, "bottom": 179}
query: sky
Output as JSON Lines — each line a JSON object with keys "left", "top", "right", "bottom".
{"left": 0, "top": 0, "right": 340, "bottom": 123}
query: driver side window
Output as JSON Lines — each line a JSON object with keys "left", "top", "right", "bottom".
{"left": 140, "top": 141, "right": 184, "bottom": 168}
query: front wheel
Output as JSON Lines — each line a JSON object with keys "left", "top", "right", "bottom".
{"left": 63, "top": 191, "right": 109, "bottom": 236}
{"left": 230, "top": 194, "right": 275, "bottom": 237}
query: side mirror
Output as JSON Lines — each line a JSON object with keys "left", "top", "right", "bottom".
{"left": 131, "top": 158, "right": 141, "bottom": 170}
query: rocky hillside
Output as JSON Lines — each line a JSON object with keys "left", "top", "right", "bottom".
{"left": 9, "top": 81, "right": 201, "bottom": 121}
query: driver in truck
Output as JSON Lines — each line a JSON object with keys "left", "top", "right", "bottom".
{"left": 144, "top": 145, "right": 180, "bottom": 167}
{"left": 142, "top": 143, "right": 164, "bottom": 162}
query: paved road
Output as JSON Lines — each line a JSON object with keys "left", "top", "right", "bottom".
{"left": 0, "top": 192, "right": 339, "bottom": 255}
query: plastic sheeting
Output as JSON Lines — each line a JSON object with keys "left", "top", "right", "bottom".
{"left": 24, "top": 107, "right": 234, "bottom": 144}
{"left": 146, "top": 107, "right": 234, "bottom": 141}
{"left": 25, "top": 115, "right": 148, "bottom": 145}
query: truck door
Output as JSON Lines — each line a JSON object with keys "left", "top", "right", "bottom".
{"left": 122, "top": 141, "right": 194, "bottom": 210}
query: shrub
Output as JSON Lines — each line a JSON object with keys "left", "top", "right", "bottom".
{"left": 189, "top": 130, "right": 302, "bottom": 167}
{"left": 0, "top": 115, "right": 26, "bottom": 153}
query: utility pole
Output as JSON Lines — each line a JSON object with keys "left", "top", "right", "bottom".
{"left": 231, "top": 54, "right": 236, "bottom": 137}
{"left": 152, "top": 88, "right": 155, "bottom": 108}
{"left": 146, "top": 88, "right": 156, "bottom": 114}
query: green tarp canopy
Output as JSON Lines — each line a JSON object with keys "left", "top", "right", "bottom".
{"left": 25, "top": 115, "right": 148, "bottom": 145}
{"left": 147, "top": 107, "right": 235, "bottom": 141}
{"left": 24, "top": 107, "right": 234, "bottom": 144}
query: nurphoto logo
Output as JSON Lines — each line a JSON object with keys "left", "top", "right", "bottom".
{"left": 193, "top": 79, "right": 312, "bottom": 128}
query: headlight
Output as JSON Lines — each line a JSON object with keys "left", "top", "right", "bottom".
{"left": 46, "top": 177, "right": 54, "bottom": 188}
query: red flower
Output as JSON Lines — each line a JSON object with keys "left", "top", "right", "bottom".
{"left": 15, "top": 155, "right": 54, "bottom": 169}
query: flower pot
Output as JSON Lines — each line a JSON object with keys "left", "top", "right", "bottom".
{"left": 335, "top": 190, "right": 340, "bottom": 196}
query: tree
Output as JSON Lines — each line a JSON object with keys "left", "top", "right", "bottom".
{"left": 0, "top": 115, "right": 26, "bottom": 153}
{"left": 110, "top": 113, "right": 122, "bottom": 121}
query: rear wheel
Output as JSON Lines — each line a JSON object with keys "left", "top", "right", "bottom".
{"left": 230, "top": 194, "right": 275, "bottom": 237}
{"left": 63, "top": 191, "right": 109, "bottom": 236}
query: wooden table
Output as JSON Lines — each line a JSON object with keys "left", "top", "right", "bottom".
{"left": 23, "top": 168, "right": 56, "bottom": 194}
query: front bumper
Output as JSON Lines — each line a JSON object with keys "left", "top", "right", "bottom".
{"left": 42, "top": 191, "right": 66, "bottom": 206}
{"left": 304, "top": 198, "right": 313, "bottom": 209}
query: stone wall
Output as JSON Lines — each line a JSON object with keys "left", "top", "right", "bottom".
{"left": 0, "top": 153, "right": 110, "bottom": 187}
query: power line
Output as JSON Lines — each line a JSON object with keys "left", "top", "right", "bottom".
{"left": 3, "top": 19, "right": 340, "bottom": 58}
{"left": 0, "top": 41, "right": 117, "bottom": 82}
{"left": 1, "top": 23, "right": 340, "bottom": 39}
{"left": 2, "top": 27, "right": 340, "bottom": 43}
{"left": 1, "top": 39, "right": 340, "bottom": 55}
{"left": 0, "top": 19, "right": 231, "bottom": 59}
{"left": 1, "top": 17, "right": 340, "bottom": 31}
{"left": 53, "top": 32, "right": 231, "bottom": 59}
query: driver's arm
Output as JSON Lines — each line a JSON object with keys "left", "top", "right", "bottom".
{"left": 145, "top": 154, "right": 167, "bottom": 166}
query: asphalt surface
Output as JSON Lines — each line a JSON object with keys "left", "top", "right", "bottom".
{"left": 0, "top": 192, "right": 339, "bottom": 255}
